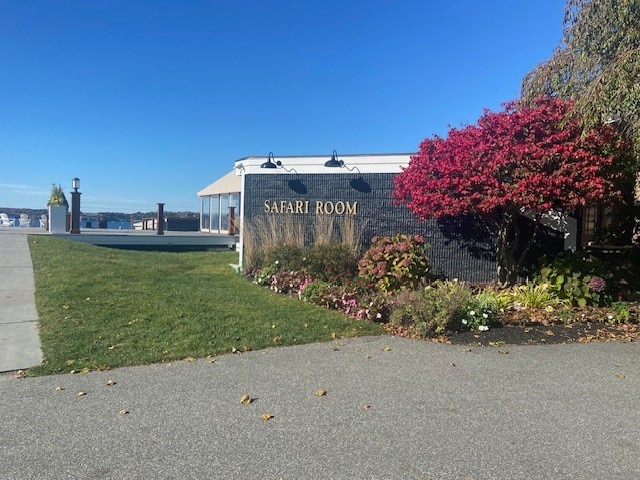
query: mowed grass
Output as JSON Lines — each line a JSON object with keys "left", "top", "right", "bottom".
{"left": 28, "top": 236, "right": 383, "bottom": 375}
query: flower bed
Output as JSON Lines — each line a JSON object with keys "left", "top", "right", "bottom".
{"left": 245, "top": 237, "right": 639, "bottom": 345}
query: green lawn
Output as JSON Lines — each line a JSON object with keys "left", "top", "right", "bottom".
{"left": 28, "top": 236, "right": 383, "bottom": 375}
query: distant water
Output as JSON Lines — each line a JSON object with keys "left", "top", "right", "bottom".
{"left": 106, "top": 220, "right": 133, "bottom": 230}
{"left": 5, "top": 217, "right": 133, "bottom": 230}
{"left": 78, "top": 220, "right": 133, "bottom": 229}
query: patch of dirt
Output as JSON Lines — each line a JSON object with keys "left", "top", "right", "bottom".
{"left": 383, "top": 305, "right": 640, "bottom": 346}
{"left": 448, "top": 322, "right": 638, "bottom": 346}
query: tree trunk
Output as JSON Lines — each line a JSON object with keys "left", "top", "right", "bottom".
{"left": 495, "top": 211, "right": 541, "bottom": 286}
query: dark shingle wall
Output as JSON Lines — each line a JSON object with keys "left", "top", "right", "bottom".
{"left": 243, "top": 173, "right": 561, "bottom": 283}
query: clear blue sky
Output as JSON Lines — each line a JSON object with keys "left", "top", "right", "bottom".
{"left": 0, "top": 0, "right": 565, "bottom": 213}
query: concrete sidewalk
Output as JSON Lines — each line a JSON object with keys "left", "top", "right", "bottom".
{"left": 0, "top": 229, "right": 43, "bottom": 372}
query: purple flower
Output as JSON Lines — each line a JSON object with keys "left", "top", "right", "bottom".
{"left": 587, "top": 276, "right": 606, "bottom": 293}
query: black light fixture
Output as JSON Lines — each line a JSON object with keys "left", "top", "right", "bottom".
{"left": 260, "top": 152, "right": 281, "bottom": 169}
{"left": 324, "top": 150, "right": 343, "bottom": 168}
{"left": 259, "top": 152, "right": 297, "bottom": 172}
{"left": 325, "top": 150, "right": 360, "bottom": 173}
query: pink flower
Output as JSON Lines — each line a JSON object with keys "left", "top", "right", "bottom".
{"left": 587, "top": 276, "right": 606, "bottom": 293}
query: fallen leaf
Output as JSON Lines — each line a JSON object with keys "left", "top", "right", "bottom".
{"left": 62, "top": 305, "right": 70, "bottom": 310}
{"left": 69, "top": 369, "right": 79, "bottom": 375}
{"left": 271, "top": 324, "right": 276, "bottom": 329}
{"left": 231, "top": 347, "right": 238, "bottom": 353}
{"left": 544, "top": 330, "right": 555, "bottom": 336}
{"left": 119, "top": 409, "right": 129, "bottom": 415}
{"left": 55, "top": 385, "right": 64, "bottom": 391}
{"left": 616, "top": 373, "right": 625, "bottom": 380}
{"left": 243, "top": 345, "right": 252, "bottom": 352}
{"left": 207, "top": 359, "right": 216, "bottom": 364}
{"left": 66, "top": 359, "right": 75, "bottom": 366}
{"left": 106, "top": 379, "right": 116, "bottom": 386}
{"left": 362, "top": 404, "right": 371, "bottom": 410}
{"left": 15, "top": 370, "right": 26, "bottom": 379}
{"left": 383, "top": 346, "right": 392, "bottom": 352}
{"left": 498, "top": 350, "right": 509, "bottom": 355}
{"left": 261, "top": 413, "right": 273, "bottom": 420}
{"left": 331, "top": 332, "right": 337, "bottom": 339}
{"left": 315, "top": 389, "right": 326, "bottom": 397}
{"left": 85, "top": 297, "right": 91, "bottom": 301}
{"left": 240, "top": 394, "right": 252, "bottom": 405}
{"left": 272, "top": 336, "right": 282, "bottom": 343}
{"left": 81, "top": 367, "right": 91, "bottom": 374}
{"left": 76, "top": 391, "right": 86, "bottom": 397}
{"left": 185, "top": 357, "right": 197, "bottom": 363}
{"left": 108, "top": 345, "right": 117, "bottom": 350}
{"left": 303, "top": 323, "right": 308, "bottom": 328}
{"left": 450, "top": 363, "right": 456, "bottom": 367}
{"left": 364, "top": 355, "right": 371, "bottom": 360}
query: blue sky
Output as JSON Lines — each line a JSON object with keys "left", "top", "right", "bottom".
{"left": 0, "top": 0, "right": 565, "bottom": 213}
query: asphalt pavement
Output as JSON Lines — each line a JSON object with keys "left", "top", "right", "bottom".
{"left": 2, "top": 335, "right": 639, "bottom": 480}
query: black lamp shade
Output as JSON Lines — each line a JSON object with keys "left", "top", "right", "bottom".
{"left": 261, "top": 152, "right": 279, "bottom": 169}
{"left": 260, "top": 159, "right": 278, "bottom": 168}
{"left": 324, "top": 150, "right": 343, "bottom": 168}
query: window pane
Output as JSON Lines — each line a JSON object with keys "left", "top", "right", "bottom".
{"left": 201, "top": 197, "right": 210, "bottom": 230}
{"left": 211, "top": 196, "right": 220, "bottom": 233}
{"left": 220, "top": 194, "right": 230, "bottom": 231}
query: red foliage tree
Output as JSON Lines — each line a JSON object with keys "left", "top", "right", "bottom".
{"left": 394, "top": 97, "right": 629, "bottom": 285}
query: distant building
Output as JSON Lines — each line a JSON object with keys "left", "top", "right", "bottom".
{"left": 198, "top": 153, "right": 569, "bottom": 282}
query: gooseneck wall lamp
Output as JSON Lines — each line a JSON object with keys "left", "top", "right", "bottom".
{"left": 324, "top": 150, "right": 360, "bottom": 173}
{"left": 260, "top": 152, "right": 280, "bottom": 169}
{"left": 260, "top": 152, "right": 297, "bottom": 173}
{"left": 324, "top": 150, "right": 343, "bottom": 168}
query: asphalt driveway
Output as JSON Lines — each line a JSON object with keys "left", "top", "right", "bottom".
{"left": 2, "top": 335, "right": 639, "bottom": 480}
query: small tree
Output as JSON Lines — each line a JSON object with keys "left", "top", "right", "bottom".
{"left": 394, "top": 97, "right": 630, "bottom": 285}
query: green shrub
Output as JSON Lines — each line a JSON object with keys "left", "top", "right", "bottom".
{"left": 358, "top": 234, "right": 431, "bottom": 293}
{"left": 608, "top": 301, "right": 634, "bottom": 324}
{"left": 249, "top": 262, "right": 280, "bottom": 286}
{"left": 299, "top": 280, "right": 330, "bottom": 303}
{"left": 389, "top": 280, "right": 472, "bottom": 337}
{"left": 462, "top": 290, "right": 502, "bottom": 331}
{"left": 507, "top": 280, "right": 565, "bottom": 310}
{"left": 303, "top": 243, "right": 359, "bottom": 282}
{"left": 536, "top": 253, "right": 611, "bottom": 307}
{"left": 263, "top": 244, "right": 305, "bottom": 271}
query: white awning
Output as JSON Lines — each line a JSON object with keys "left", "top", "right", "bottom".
{"left": 198, "top": 170, "right": 241, "bottom": 197}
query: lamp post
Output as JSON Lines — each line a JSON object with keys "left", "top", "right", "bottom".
{"left": 70, "top": 177, "right": 81, "bottom": 234}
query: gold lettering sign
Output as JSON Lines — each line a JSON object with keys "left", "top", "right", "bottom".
{"left": 264, "top": 200, "right": 357, "bottom": 215}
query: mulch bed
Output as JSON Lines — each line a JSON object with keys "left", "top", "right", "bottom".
{"left": 383, "top": 305, "right": 640, "bottom": 346}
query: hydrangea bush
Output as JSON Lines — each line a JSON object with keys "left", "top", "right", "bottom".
{"left": 357, "top": 234, "right": 431, "bottom": 293}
